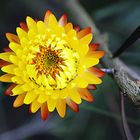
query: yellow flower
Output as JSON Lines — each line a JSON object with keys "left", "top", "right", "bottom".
{"left": 0, "top": 10, "right": 105, "bottom": 120}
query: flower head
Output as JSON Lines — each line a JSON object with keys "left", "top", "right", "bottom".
{"left": 0, "top": 10, "right": 105, "bottom": 120}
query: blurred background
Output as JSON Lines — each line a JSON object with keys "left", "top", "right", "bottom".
{"left": 0, "top": 0, "right": 140, "bottom": 140}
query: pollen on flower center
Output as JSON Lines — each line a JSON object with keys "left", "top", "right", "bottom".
{"left": 32, "top": 45, "right": 64, "bottom": 79}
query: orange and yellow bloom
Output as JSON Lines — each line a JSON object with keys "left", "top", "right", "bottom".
{"left": 0, "top": 10, "right": 104, "bottom": 120}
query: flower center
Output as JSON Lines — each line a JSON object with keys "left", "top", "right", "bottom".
{"left": 32, "top": 46, "right": 64, "bottom": 79}
{"left": 28, "top": 35, "right": 79, "bottom": 90}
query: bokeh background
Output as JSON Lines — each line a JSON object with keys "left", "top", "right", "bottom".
{"left": 0, "top": 0, "right": 140, "bottom": 140}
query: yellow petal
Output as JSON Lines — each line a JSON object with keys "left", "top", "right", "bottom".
{"left": 80, "top": 72, "right": 102, "bottom": 84}
{"left": 80, "top": 57, "right": 99, "bottom": 69}
{"left": 47, "top": 98, "right": 56, "bottom": 112}
{"left": 78, "top": 44, "right": 89, "bottom": 57}
{"left": 12, "top": 85, "right": 24, "bottom": 96}
{"left": 51, "top": 90, "right": 60, "bottom": 99}
{"left": 0, "top": 74, "right": 13, "bottom": 82}
{"left": 67, "top": 37, "right": 79, "bottom": 51}
{"left": 0, "top": 52, "right": 15, "bottom": 62}
{"left": 67, "top": 29, "right": 77, "bottom": 38}
{"left": 11, "top": 76, "right": 24, "bottom": 84}
{"left": 28, "top": 29, "right": 37, "bottom": 40}
{"left": 20, "top": 38, "right": 29, "bottom": 47}
{"left": 21, "top": 82, "right": 33, "bottom": 91}
{"left": 38, "top": 93, "right": 49, "bottom": 103}
{"left": 16, "top": 27, "right": 28, "bottom": 40}
{"left": 48, "top": 14, "right": 58, "bottom": 29}
{"left": 9, "top": 55, "right": 19, "bottom": 65}
{"left": 26, "top": 65, "right": 37, "bottom": 78}
{"left": 56, "top": 99, "right": 66, "bottom": 118}
{"left": 37, "top": 21, "right": 47, "bottom": 34}
{"left": 59, "top": 89, "right": 68, "bottom": 99}
{"left": 9, "top": 42, "right": 21, "bottom": 53}
{"left": 26, "top": 16, "right": 37, "bottom": 31}
{"left": 72, "top": 76, "right": 88, "bottom": 88}
{"left": 1, "top": 64, "right": 16, "bottom": 74}
{"left": 79, "top": 33, "right": 92, "bottom": 45}
{"left": 65, "top": 23, "right": 73, "bottom": 33}
{"left": 24, "top": 91, "right": 37, "bottom": 104}
{"left": 31, "top": 100, "right": 41, "bottom": 113}
{"left": 55, "top": 26, "right": 65, "bottom": 37}
{"left": 13, "top": 93, "right": 26, "bottom": 107}
{"left": 68, "top": 88, "right": 82, "bottom": 104}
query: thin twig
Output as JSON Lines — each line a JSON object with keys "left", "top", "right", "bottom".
{"left": 121, "top": 93, "right": 135, "bottom": 140}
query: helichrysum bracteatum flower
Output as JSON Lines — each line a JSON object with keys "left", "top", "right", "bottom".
{"left": 0, "top": 10, "right": 105, "bottom": 120}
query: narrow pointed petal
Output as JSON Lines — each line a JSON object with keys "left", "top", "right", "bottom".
{"left": 87, "top": 84, "right": 96, "bottom": 90}
{"left": 77, "top": 27, "right": 91, "bottom": 39}
{"left": 47, "top": 98, "right": 56, "bottom": 112}
{"left": 16, "top": 27, "right": 28, "bottom": 40}
{"left": 26, "top": 16, "right": 37, "bottom": 30}
{"left": 89, "top": 43, "right": 100, "bottom": 51}
{"left": 6, "top": 33, "right": 20, "bottom": 43}
{"left": 78, "top": 44, "right": 89, "bottom": 57}
{"left": 41, "top": 103, "right": 49, "bottom": 120}
{"left": 5, "top": 84, "right": 16, "bottom": 96}
{"left": 13, "top": 93, "right": 26, "bottom": 108}
{"left": 59, "top": 14, "right": 67, "bottom": 26}
{"left": 48, "top": 14, "right": 58, "bottom": 28}
{"left": 31, "top": 100, "right": 41, "bottom": 113}
{"left": 81, "top": 72, "right": 102, "bottom": 84}
{"left": 79, "top": 57, "right": 99, "bottom": 69}
{"left": 28, "top": 29, "right": 36, "bottom": 40}
{"left": 59, "top": 89, "right": 68, "bottom": 99}
{"left": 38, "top": 93, "right": 48, "bottom": 103}
{"left": 0, "top": 60, "right": 10, "bottom": 68}
{"left": 12, "top": 85, "right": 24, "bottom": 96}
{"left": 24, "top": 91, "right": 37, "bottom": 104}
{"left": 80, "top": 33, "right": 92, "bottom": 45}
{"left": 37, "top": 21, "right": 47, "bottom": 34}
{"left": 87, "top": 51, "right": 105, "bottom": 58}
{"left": 65, "top": 23, "right": 73, "bottom": 33}
{"left": 68, "top": 88, "right": 82, "bottom": 104}
{"left": 72, "top": 76, "right": 88, "bottom": 88}
{"left": 0, "top": 74, "right": 13, "bottom": 82}
{"left": 44, "top": 10, "right": 52, "bottom": 25}
{"left": 88, "top": 67, "right": 105, "bottom": 77}
{"left": 9, "top": 42, "right": 21, "bottom": 53}
{"left": 20, "top": 22, "right": 28, "bottom": 32}
{"left": 66, "top": 98, "right": 79, "bottom": 112}
{"left": 78, "top": 88, "right": 94, "bottom": 102}
{"left": 56, "top": 99, "right": 66, "bottom": 118}
{"left": 3, "top": 47, "right": 12, "bottom": 52}
{"left": 0, "top": 52, "right": 15, "bottom": 62}
{"left": 74, "top": 25, "right": 80, "bottom": 32}
{"left": 1, "top": 64, "right": 16, "bottom": 74}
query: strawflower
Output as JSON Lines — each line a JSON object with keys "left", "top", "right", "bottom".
{"left": 0, "top": 10, "right": 105, "bottom": 120}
